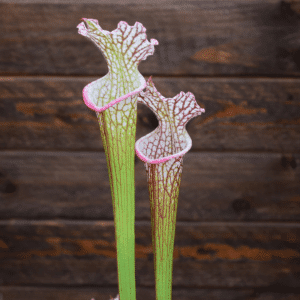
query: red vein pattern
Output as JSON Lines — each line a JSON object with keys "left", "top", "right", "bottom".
{"left": 135, "top": 78, "right": 205, "bottom": 300}
{"left": 135, "top": 77, "right": 205, "bottom": 164}
{"left": 77, "top": 19, "right": 158, "bottom": 113}
{"left": 77, "top": 20, "right": 158, "bottom": 300}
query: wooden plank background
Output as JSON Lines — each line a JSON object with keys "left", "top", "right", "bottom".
{"left": 1, "top": 77, "right": 300, "bottom": 152}
{"left": 0, "top": 151, "right": 299, "bottom": 221}
{"left": 1, "top": 0, "right": 300, "bottom": 76}
{"left": 0, "top": 0, "right": 300, "bottom": 299}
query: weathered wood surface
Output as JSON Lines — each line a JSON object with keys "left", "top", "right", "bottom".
{"left": 0, "top": 286, "right": 299, "bottom": 300}
{"left": 1, "top": 0, "right": 300, "bottom": 296}
{"left": 0, "top": 151, "right": 299, "bottom": 221}
{"left": 1, "top": 77, "right": 300, "bottom": 152}
{"left": 1, "top": 0, "right": 300, "bottom": 76}
{"left": 0, "top": 220, "right": 299, "bottom": 288}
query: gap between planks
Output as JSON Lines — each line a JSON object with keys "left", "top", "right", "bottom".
{"left": 1, "top": 219, "right": 300, "bottom": 227}
{"left": 1, "top": 75, "right": 300, "bottom": 80}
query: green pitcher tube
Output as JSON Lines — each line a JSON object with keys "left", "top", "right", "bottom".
{"left": 135, "top": 77, "right": 205, "bottom": 300}
{"left": 77, "top": 19, "right": 158, "bottom": 300}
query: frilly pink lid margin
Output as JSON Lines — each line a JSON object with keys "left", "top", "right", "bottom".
{"left": 82, "top": 74, "right": 146, "bottom": 113}
{"left": 135, "top": 130, "right": 193, "bottom": 164}
{"left": 135, "top": 77, "right": 205, "bottom": 165}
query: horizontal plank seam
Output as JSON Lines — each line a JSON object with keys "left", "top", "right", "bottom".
{"left": 1, "top": 219, "right": 300, "bottom": 227}
{"left": 1, "top": 149, "right": 300, "bottom": 154}
{"left": 1, "top": 218, "right": 300, "bottom": 224}
{"left": 1, "top": 150, "right": 299, "bottom": 156}
{"left": 0, "top": 0, "right": 287, "bottom": 4}
{"left": 1, "top": 75, "right": 300, "bottom": 80}
{"left": 0, "top": 285, "right": 300, "bottom": 292}
{"left": 1, "top": 148, "right": 300, "bottom": 155}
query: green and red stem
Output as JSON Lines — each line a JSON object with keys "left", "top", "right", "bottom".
{"left": 135, "top": 78, "right": 205, "bottom": 300}
{"left": 146, "top": 157, "right": 183, "bottom": 300}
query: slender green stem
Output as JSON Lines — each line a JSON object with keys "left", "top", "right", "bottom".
{"left": 98, "top": 97, "right": 137, "bottom": 300}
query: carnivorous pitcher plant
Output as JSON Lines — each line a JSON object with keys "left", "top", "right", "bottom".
{"left": 135, "top": 78, "right": 205, "bottom": 300}
{"left": 77, "top": 19, "right": 158, "bottom": 300}
{"left": 78, "top": 19, "right": 205, "bottom": 300}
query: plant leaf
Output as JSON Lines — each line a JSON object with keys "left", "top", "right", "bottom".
{"left": 77, "top": 19, "right": 158, "bottom": 113}
{"left": 135, "top": 78, "right": 205, "bottom": 300}
{"left": 77, "top": 19, "right": 158, "bottom": 300}
{"left": 135, "top": 77, "right": 205, "bottom": 164}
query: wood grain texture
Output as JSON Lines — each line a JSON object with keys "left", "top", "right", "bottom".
{"left": 1, "top": 77, "right": 300, "bottom": 152}
{"left": 0, "top": 0, "right": 300, "bottom": 76}
{"left": 0, "top": 220, "right": 299, "bottom": 288}
{"left": 0, "top": 286, "right": 299, "bottom": 300}
{"left": 0, "top": 151, "right": 299, "bottom": 221}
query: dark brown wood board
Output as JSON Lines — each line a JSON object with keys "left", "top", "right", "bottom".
{"left": 0, "top": 151, "right": 299, "bottom": 221}
{"left": 1, "top": 77, "right": 300, "bottom": 152}
{"left": 0, "top": 286, "right": 299, "bottom": 300}
{"left": 0, "top": 0, "right": 300, "bottom": 76}
{"left": 1, "top": 0, "right": 300, "bottom": 297}
{"left": 0, "top": 220, "right": 299, "bottom": 288}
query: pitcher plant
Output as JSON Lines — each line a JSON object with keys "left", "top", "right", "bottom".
{"left": 77, "top": 19, "right": 158, "bottom": 300}
{"left": 135, "top": 77, "right": 205, "bottom": 300}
